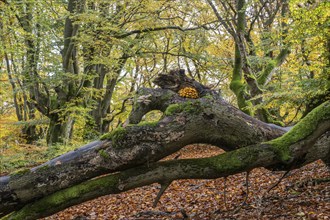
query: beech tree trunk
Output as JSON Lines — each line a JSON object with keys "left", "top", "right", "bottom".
{"left": 1, "top": 70, "right": 329, "bottom": 220}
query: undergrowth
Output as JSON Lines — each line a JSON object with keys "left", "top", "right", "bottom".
{"left": 0, "top": 142, "right": 87, "bottom": 175}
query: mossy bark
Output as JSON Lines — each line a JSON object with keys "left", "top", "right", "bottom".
{"left": 257, "top": 49, "right": 290, "bottom": 86}
{"left": 4, "top": 101, "right": 329, "bottom": 220}
{"left": 0, "top": 88, "right": 285, "bottom": 217}
{"left": 226, "top": 0, "right": 290, "bottom": 123}
{"left": 229, "top": 45, "right": 253, "bottom": 115}
{"left": 268, "top": 101, "right": 330, "bottom": 165}
{"left": 1, "top": 69, "right": 329, "bottom": 219}
{"left": 229, "top": 0, "right": 254, "bottom": 115}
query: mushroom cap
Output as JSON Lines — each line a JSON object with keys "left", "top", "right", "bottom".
{"left": 178, "top": 87, "right": 199, "bottom": 99}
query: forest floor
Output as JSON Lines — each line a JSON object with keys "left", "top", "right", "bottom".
{"left": 41, "top": 144, "right": 330, "bottom": 220}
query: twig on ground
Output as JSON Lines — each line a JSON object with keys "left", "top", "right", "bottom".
{"left": 135, "top": 210, "right": 175, "bottom": 217}
{"left": 153, "top": 181, "right": 172, "bottom": 207}
{"left": 234, "top": 171, "right": 250, "bottom": 213}
{"left": 267, "top": 170, "right": 290, "bottom": 193}
{"left": 224, "top": 177, "right": 227, "bottom": 209}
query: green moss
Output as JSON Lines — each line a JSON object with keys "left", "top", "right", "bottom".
{"left": 164, "top": 103, "right": 181, "bottom": 116}
{"left": 229, "top": 81, "right": 253, "bottom": 115}
{"left": 10, "top": 168, "right": 30, "bottom": 177}
{"left": 202, "top": 94, "right": 214, "bottom": 100}
{"left": 100, "top": 133, "right": 111, "bottom": 140}
{"left": 258, "top": 60, "right": 276, "bottom": 85}
{"left": 37, "top": 165, "right": 50, "bottom": 171}
{"left": 99, "top": 150, "right": 110, "bottom": 159}
{"left": 100, "top": 127, "right": 127, "bottom": 141}
{"left": 137, "top": 121, "right": 158, "bottom": 127}
{"left": 268, "top": 101, "right": 330, "bottom": 163}
{"left": 162, "top": 90, "right": 175, "bottom": 100}
{"left": 258, "top": 108, "right": 285, "bottom": 126}
{"left": 100, "top": 127, "right": 128, "bottom": 148}
{"left": 229, "top": 79, "right": 245, "bottom": 93}
{"left": 210, "top": 151, "right": 242, "bottom": 170}
{"left": 208, "top": 146, "right": 260, "bottom": 173}
{"left": 164, "top": 101, "right": 203, "bottom": 116}
{"left": 5, "top": 174, "right": 120, "bottom": 220}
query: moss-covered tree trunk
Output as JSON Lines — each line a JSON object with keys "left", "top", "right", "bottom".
{"left": 1, "top": 70, "right": 329, "bottom": 220}
{"left": 207, "top": 0, "right": 290, "bottom": 123}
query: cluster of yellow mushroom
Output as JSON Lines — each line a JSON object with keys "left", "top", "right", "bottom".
{"left": 178, "top": 87, "right": 199, "bottom": 99}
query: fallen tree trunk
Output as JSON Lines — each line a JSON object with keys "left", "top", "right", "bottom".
{"left": 3, "top": 101, "right": 330, "bottom": 220}
{"left": 0, "top": 70, "right": 329, "bottom": 219}
{"left": 0, "top": 89, "right": 285, "bottom": 216}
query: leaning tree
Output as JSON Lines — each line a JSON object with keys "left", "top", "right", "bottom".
{"left": 0, "top": 70, "right": 329, "bottom": 220}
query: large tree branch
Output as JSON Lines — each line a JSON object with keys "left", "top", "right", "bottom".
{"left": 0, "top": 87, "right": 285, "bottom": 217}
{"left": 113, "top": 25, "right": 210, "bottom": 39}
{"left": 4, "top": 101, "right": 330, "bottom": 220}
{"left": 1, "top": 71, "right": 328, "bottom": 219}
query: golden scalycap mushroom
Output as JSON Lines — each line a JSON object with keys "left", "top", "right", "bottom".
{"left": 178, "top": 87, "right": 199, "bottom": 99}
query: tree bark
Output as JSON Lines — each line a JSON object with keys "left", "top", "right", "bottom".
{"left": 46, "top": 113, "right": 74, "bottom": 146}
{"left": 1, "top": 71, "right": 329, "bottom": 219}
{"left": 1, "top": 1, "right": 45, "bottom": 143}
{"left": 46, "top": 0, "right": 85, "bottom": 145}
{"left": 207, "top": 0, "right": 290, "bottom": 123}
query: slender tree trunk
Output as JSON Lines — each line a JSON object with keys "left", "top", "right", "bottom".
{"left": 22, "top": 102, "right": 39, "bottom": 143}
{"left": 89, "top": 57, "right": 128, "bottom": 134}
{"left": 2, "top": 4, "right": 42, "bottom": 143}
{"left": 46, "top": 114, "right": 61, "bottom": 145}
{"left": 44, "top": 0, "right": 85, "bottom": 145}
{"left": 229, "top": 0, "right": 253, "bottom": 115}
{"left": 46, "top": 114, "right": 74, "bottom": 146}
